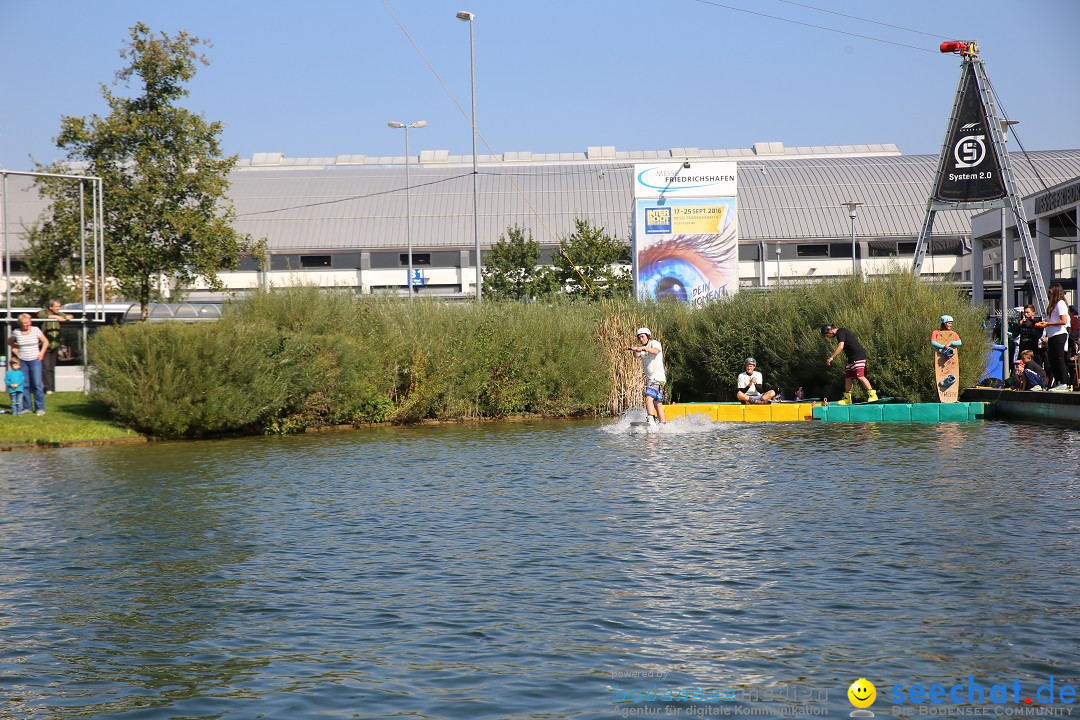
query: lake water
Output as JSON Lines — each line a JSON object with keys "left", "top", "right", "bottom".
{"left": 2, "top": 414, "right": 1079, "bottom": 719}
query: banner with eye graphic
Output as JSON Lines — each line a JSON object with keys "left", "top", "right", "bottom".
{"left": 632, "top": 162, "right": 738, "bottom": 304}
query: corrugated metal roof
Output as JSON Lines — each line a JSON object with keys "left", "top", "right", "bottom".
{"left": 226, "top": 149, "right": 1080, "bottom": 251}
{"left": 4, "top": 147, "right": 1080, "bottom": 254}
{"left": 737, "top": 151, "right": 1080, "bottom": 240}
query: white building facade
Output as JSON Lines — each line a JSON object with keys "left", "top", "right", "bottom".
{"left": 3, "top": 142, "right": 1080, "bottom": 305}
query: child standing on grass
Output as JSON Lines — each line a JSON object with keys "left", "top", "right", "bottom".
{"left": 6, "top": 357, "right": 25, "bottom": 416}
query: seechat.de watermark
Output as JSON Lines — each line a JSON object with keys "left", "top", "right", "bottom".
{"left": 836, "top": 675, "right": 1079, "bottom": 717}
{"left": 890, "top": 676, "right": 1077, "bottom": 707}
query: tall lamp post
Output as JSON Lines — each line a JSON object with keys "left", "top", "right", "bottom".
{"left": 456, "top": 10, "right": 481, "bottom": 302}
{"left": 841, "top": 201, "right": 863, "bottom": 275}
{"left": 388, "top": 120, "right": 427, "bottom": 301}
{"left": 999, "top": 119, "right": 1019, "bottom": 355}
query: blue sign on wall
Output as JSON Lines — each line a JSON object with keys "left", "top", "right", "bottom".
{"left": 410, "top": 269, "right": 426, "bottom": 287}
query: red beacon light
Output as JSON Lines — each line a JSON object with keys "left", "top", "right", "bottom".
{"left": 940, "top": 40, "right": 977, "bottom": 56}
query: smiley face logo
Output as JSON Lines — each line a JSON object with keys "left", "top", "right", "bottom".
{"left": 848, "top": 678, "right": 876, "bottom": 709}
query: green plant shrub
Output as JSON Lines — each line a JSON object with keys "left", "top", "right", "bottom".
{"left": 89, "top": 275, "right": 992, "bottom": 437}
{"left": 90, "top": 322, "right": 300, "bottom": 437}
{"left": 655, "top": 272, "right": 990, "bottom": 403}
{"left": 91, "top": 288, "right": 613, "bottom": 436}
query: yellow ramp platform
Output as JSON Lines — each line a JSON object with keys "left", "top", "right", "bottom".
{"left": 662, "top": 400, "right": 989, "bottom": 424}
{"left": 664, "top": 402, "right": 819, "bottom": 423}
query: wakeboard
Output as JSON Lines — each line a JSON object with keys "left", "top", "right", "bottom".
{"left": 932, "top": 330, "right": 960, "bottom": 403}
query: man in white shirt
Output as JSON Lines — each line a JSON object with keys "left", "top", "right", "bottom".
{"left": 626, "top": 327, "right": 667, "bottom": 424}
{"left": 736, "top": 357, "right": 777, "bottom": 404}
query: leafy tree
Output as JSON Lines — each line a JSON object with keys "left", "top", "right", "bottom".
{"left": 552, "top": 218, "right": 632, "bottom": 298}
{"left": 18, "top": 223, "right": 82, "bottom": 306}
{"left": 30, "top": 23, "right": 254, "bottom": 320}
{"left": 481, "top": 225, "right": 558, "bottom": 300}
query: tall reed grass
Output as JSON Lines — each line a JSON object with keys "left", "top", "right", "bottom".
{"left": 654, "top": 271, "right": 990, "bottom": 402}
{"left": 92, "top": 287, "right": 613, "bottom": 436}
{"left": 90, "top": 274, "right": 991, "bottom": 437}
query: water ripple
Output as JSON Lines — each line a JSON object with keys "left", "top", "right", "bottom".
{"left": 0, "top": 419, "right": 1078, "bottom": 718}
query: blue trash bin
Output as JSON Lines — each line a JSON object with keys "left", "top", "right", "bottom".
{"left": 983, "top": 344, "right": 1007, "bottom": 382}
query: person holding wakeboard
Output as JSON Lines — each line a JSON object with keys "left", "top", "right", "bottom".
{"left": 821, "top": 323, "right": 879, "bottom": 405}
{"left": 626, "top": 327, "right": 667, "bottom": 425}
{"left": 930, "top": 315, "right": 963, "bottom": 356}
{"left": 931, "top": 315, "right": 963, "bottom": 402}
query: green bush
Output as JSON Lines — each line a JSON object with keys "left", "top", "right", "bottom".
{"left": 654, "top": 271, "right": 990, "bottom": 403}
{"left": 91, "top": 288, "right": 612, "bottom": 437}
{"left": 90, "top": 322, "right": 299, "bottom": 437}
{"left": 89, "top": 275, "right": 993, "bottom": 437}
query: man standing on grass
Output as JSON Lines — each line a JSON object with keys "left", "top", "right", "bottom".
{"left": 38, "top": 299, "right": 72, "bottom": 395}
{"left": 822, "top": 323, "right": 878, "bottom": 406}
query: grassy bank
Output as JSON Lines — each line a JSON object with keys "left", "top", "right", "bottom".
{"left": 87, "top": 275, "right": 991, "bottom": 438}
{"left": 0, "top": 392, "right": 143, "bottom": 446}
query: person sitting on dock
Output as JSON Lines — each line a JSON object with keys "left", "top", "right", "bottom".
{"left": 736, "top": 357, "right": 776, "bottom": 404}
{"left": 821, "top": 324, "right": 879, "bottom": 405}
{"left": 1011, "top": 358, "right": 1045, "bottom": 391}
{"left": 1016, "top": 350, "right": 1047, "bottom": 389}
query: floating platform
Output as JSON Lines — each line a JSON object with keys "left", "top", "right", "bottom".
{"left": 665, "top": 401, "right": 988, "bottom": 423}
{"left": 961, "top": 387, "right": 1080, "bottom": 424}
{"left": 813, "top": 401, "right": 987, "bottom": 423}
{"left": 666, "top": 402, "right": 819, "bottom": 423}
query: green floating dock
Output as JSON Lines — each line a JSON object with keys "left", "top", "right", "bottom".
{"left": 812, "top": 401, "right": 987, "bottom": 423}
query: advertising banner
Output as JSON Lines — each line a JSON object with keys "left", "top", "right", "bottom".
{"left": 932, "top": 62, "right": 1007, "bottom": 203}
{"left": 632, "top": 162, "right": 738, "bottom": 303}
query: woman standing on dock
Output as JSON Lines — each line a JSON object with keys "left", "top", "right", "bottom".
{"left": 1035, "top": 283, "right": 1071, "bottom": 392}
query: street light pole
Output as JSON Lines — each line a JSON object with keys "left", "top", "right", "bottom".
{"left": 999, "top": 119, "right": 1019, "bottom": 353}
{"left": 775, "top": 245, "right": 782, "bottom": 287}
{"left": 456, "top": 10, "right": 480, "bottom": 302}
{"left": 388, "top": 120, "right": 427, "bottom": 301}
{"left": 841, "top": 201, "right": 863, "bottom": 275}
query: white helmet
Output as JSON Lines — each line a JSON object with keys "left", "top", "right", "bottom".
{"left": 636, "top": 327, "right": 652, "bottom": 338}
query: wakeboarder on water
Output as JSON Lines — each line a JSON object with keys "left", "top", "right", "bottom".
{"left": 626, "top": 327, "right": 667, "bottom": 425}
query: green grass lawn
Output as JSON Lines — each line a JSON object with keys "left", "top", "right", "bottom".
{"left": 0, "top": 391, "right": 143, "bottom": 446}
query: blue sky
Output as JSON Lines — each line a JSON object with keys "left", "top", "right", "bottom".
{"left": 1, "top": 0, "right": 1077, "bottom": 171}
